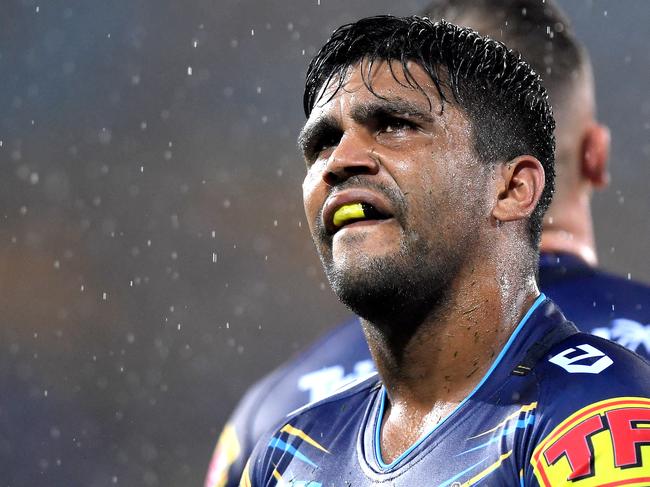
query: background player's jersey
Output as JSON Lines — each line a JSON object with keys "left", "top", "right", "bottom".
{"left": 205, "top": 253, "right": 650, "bottom": 487}
{"left": 243, "top": 296, "right": 650, "bottom": 487}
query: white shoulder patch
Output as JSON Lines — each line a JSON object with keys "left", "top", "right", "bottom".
{"left": 549, "top": 344, "right": 614, "bottom": 374}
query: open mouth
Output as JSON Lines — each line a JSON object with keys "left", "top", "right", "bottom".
{"left": 330, "top": 202, "right": 391, "bottom": 232}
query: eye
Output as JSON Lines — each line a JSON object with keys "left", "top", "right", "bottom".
{"left": 302, "top": 129, "right": 342, "bottom": 166}
{"left": 379, "top": 116, "right": 417, "bottom": 135}
{"left": 313, "top": 133, "right": 340, "bottom": 154}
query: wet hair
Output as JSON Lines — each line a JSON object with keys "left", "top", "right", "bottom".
{"left": 422, "top": 0, "right": 589, "bottom": 107}
{"left": 303, "top": 15, "right": 555, "bottom": 247}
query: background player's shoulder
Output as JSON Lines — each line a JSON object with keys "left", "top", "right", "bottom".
{"left": 287, "top": 372, "right": 380, "bottom": 419}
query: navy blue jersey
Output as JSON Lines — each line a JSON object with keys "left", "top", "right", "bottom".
{"left": 242, "top": 296, "right": 650, "bottom": 487}
{"left": 205, "top": 254, "right": 650, "bottom": 487}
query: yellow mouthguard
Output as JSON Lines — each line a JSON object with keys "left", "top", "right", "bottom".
{"left": 333, "top": 203, "right": 366, "bottom": 227}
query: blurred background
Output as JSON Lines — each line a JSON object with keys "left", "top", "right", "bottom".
{"left": 0, "top": 0, "right": 648, "bottom": 485}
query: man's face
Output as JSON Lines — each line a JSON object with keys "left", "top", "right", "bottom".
{"left": 299, "top": 60, "right": 493, "bottom": 322}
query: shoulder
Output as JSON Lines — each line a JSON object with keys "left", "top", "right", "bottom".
{"left": 535, "top": 331, "right": 650, "bottom": 397}
{"left": 244, "top": 374, "right": 379, "bottom": 485}
{"left": 210, "top": 319, "right": 370, "bottom": 487}
{"left": 287, "top": 371, "right": 380, "bottom": 418}
{"left": 527, "top": 333, "right": 650, "bottom": 485}
{"left": 230, "top": 317, "right": 369, "bottom": 440}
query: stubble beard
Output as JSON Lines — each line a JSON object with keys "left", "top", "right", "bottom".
{"left": 317, "top": 226, "right": 464, "bottom": 330}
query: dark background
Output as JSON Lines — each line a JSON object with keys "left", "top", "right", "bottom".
{"left": 0, "top": 1, "right": 648, "bottom": 485}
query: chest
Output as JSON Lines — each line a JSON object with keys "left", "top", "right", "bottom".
{"left": 261, "top": 394, "right": 537, "bottom": 486}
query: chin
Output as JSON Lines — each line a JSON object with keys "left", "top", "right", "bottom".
{"left": 323, "top": 245, "right": 451, "bottom": 327}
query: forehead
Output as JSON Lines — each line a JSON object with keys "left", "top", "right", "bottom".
{"left": 307, "top": 59, "right": 459, "bottom": 123}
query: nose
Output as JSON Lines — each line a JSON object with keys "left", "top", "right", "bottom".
{"left": 322, "top": 130, "right": 380, "bottom": 185}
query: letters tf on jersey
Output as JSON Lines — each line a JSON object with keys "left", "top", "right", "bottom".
{"left": 531, "top": 397, "right": 650, "bottom": 486}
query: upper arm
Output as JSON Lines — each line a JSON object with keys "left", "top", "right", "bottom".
{"left": 524, "top": 338, "right": 650, "bottom": 486}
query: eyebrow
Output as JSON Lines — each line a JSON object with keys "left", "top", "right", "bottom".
{"left": 349, "top": 97, "right": 435, "bottom": 126}
{"left": 298, "top": 97, "right": 435, "bottom": 156}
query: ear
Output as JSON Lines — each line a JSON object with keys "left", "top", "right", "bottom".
{"left": 492, "top": 156, "right": 545, "bottom": 223}
{"left": 581, "top": 123, "right": 610, "bottom": 188}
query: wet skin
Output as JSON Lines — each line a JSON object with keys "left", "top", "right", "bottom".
{"left": 299, "top": 60, "right": 492, "bottom": 307}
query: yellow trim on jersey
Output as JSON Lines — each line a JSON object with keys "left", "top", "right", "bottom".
{"left": 272, "top": 468, "right": 284, "bottom": 482}
{"left": 238, "top": 461, "right": 251, "bottom": 487}
{"left": 461, "top": 450, "right": 513, "bottom": 487}
{"left": 468, "top": 402, "right": 537, "bottom": 439}
{"left": 280, "top": 424, "right": 330, "bottom": 453}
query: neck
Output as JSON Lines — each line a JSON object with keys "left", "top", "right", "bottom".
{"left": 361, "top": 259, "right": 540, "bottom": 463}
{"left": 541, "top": 192, "right": 597, "bottom": 266}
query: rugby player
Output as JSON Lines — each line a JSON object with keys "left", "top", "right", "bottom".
{"left": 205, "top": 2, "right": 650, "bottom": 486}
{"left": 240, "top": 15, "right": 650, "bottom": 486}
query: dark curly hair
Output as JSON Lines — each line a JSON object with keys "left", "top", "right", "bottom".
{"left": 303, "top": 15, "right": 555, "bottom": 247}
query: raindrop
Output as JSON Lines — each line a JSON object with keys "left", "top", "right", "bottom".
{"left": 212, "top": 252, "right": 218, "bottom": 263}
{"left": 102, "top": 292, "right": 108, "bottom": 300}
{"left": 187, "top": 66, "right": 193, "bottom": 76}
{"left": 99, "top": 128, "right": 112, "bottom": 144}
